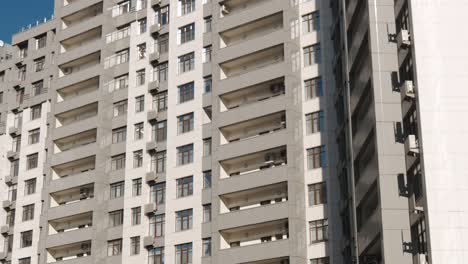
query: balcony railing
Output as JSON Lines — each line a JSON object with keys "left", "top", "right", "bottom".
{"left": 111, "top": 0, "right": 147, "bottom": 17}
{"left": 106, "top": 27, "right": 130, "bottom": 44}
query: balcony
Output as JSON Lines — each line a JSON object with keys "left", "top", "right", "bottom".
{"left": 220, "top": 12, "right": 283, "bottom": 48}
{"left": 56, "top": 77, "right": 99, "bottom": 104}
{"left": 61, "top": 3, "right": 103, "bottom": 30}
{"left": 46, "top": 240, "right": 92, "bottom": 263}
{"left": 50, "top": 183, "right": 94, "bottom": 208}
{"left": 55, "top": 102, "right": 98, "bottom": 128}
{"left": 241, "top": 258, "right": 290, "bottom": 264}
{"left": 51, "top": 156, "right": 95, "bottom": 180}
{"left": 219, "top": 0, "right": 271, "bottom": 18}
{"left": 220, "top": 146, "right": 287, "bottom": 179}
{"left": 111, "top": 0, "right": 147, "bottom": 17}
{"left": 49, "top": 212, "right": 93, "bottom": 235}
{"left": 220, "top": 111, "right": 285, "bottom": 145}
{"left": 105, "top": 27, "right": 130, "bottom": 44}
{"left": 58, "top": 52, "right": 101, "bottom": 78}
{"left": 220, "top": 44, "right": 284, "bottom": 80}
{"left": 220, "top": 219, "right": 289, "bottom": 250}
{"left": 60, "top": 27, "right": 102, "bottom": 54}
{"left": 54, "top": 129, "right": 97, "bottom": 154}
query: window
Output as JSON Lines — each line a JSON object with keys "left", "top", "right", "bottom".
{"left": 10, "top": 160, "right": 19, "bottom": 177}
{"left": 133, "top": 150, "right": 143, "bottom": 168}
{"left": 152, "top": 121, "right": 167, "bottom": 142}
{"left": 177, "top": 144, "right": 193, "bottom": 165}
{"left": 203, "top": 45, "right": 212, "bottom": 63}
{"left": 130, "top": 236, "right": 140, "bottom": 255}
{"left": 107, "top": 239, "right": 122, "bottom": 256}
{"left": 6, "top": 210, "right": 15, "bottom": 227}
{"left": 157, "top": 34, "right": 169, "bottom": 54}
{"left": 156, "top": 6, "right": 170, "bottom": 26}
{"left": 309, "top": 219, "right": 328, "bottom": 244}
{"left": 24, "top": 178, "right": 36, "bottom": 195}
{"left": 32, "top": 80, "right": 45, "bottom": 96}
{"left": 175, "top": 209, "right": 193, "bottom": 231}
{"left": 204, "top": 16, "right": 212, "bottom": 32}
{"left": 12, "top": 136, "right": 21, "bottom": 152}
{"left": 133, "top": 178, "right": 142, "bottom": 196}
{"left": 177, "top": 176, "right": 193, "bottom": 198}
{"left": 202, "top": 238, "right": 211, "bottom": 257}
{"left": 137, "top": 43, "right": 147, "bottom": 59}
{"left": 178, "top": 82, "right": 194, "bottom": 103}
{"left": 151, "top": 151, "right": 166, "bottom": 173}
{"left": 179, "top": 23, "right": 195, "bottom": 44}
{"left": 0, "top": 71, "right": 4, "bottom": 82}
{"left": 19, "top": 45, "right": 28, "bottom": 59}
{"left": 116, "top": 49, "right": 129, "bottom": 65}
{"left": 304, "top": 44, "right": 321, "bottom": 66}
{"left": 8, "top": 185, "right": 17, "bottom": 202}
{"left": 36, "top": 34, "right": 47, "bottom": 49}
{"left": 154, "top": 92, "right": 168, "bottom": 112}
{"left": 149, "top": 247, "right": 164, "bottom": 264}
{"left": 135, "top": 95, "right": 145, "bottom": 112}
{"left": 178, "top": 113, "right": 194, "bottom": 134}
{"left": 308, "top": 182, "right": 327, "bottom": 206}
{"left": 19, "top": 257, "right": 31, "bottom": 264}
{"left": 138, "top": 18, "right": 147, "bottom": 34}
{"left": 113, "top": 100, "right": 128, "bottom": 117}
{"left": 203, "top": 138, "right": 212, "bottom": 157}
{"left": 155, "top": 62, "right": 168, "bottom": 82}
{"left": 307, "top": 146, "right": 326, "bottom": 169}
{"left": 306, "top": 111, "right": 324, "bottom": 134}
{"left": 203, "top": 171, "right": 212, "bottom": 189}
{"left": 310, "top": 257, "right": 329, "bottom": 264}
{"left": 0, "top": 92, "right": 3, "bottom": 103}
{"left": 203, "top": 204, "right": 211, "bottom": 223}
{"left": 175, "top": 243, "right": 192, "bottom": 264}
{"left": 150, "top": 214, "right": 165, "bottom": 237}
{"left": 18, "top": 65, "right": 26, "bottom": 81}
{"left": 204, "top": 76, "right": 212, "bottom": 93}
{"left": 305, "top": 77, "right": 323, "bottom": 99}
{"left": 110, "top": 182, "right": 125, "bottom": 199}
{"left": 114, "top": 74, "right": 129, "bottom": 91}
{"left": 109, "top": 210, "right": 124, "bottom": 227}
{"left": 131, "top": 207, "right": 141, "bottom": 225}
{"left": 34, "top": 57, "right": 45, "bottom": 72}
{"left": 136, "top": 69, "right": 146, "bottom": 86}
{"left": 26, "top": 153, "right": 38, "bottom": 170}
{"left": 112, "top": 127, "right": 127, "bottom": 143}
{"left": 178, "top": 52, "right": 195, "bottom": 74}
{"left": 302, "top": 12, "right": 320, "bottom": 33}
{"left": 180, "top": 0, "right": 195, "bottom": 15}
{"left": 134, "top": 123, "right": 144, "bottom": 140}
{"left": 22, "top": 204, "right": 34, "bottom": 221}
{"left": 150, "top": 182, "right": 166, "bottom": 205}
{"left": 20, "top": 230, "right": 33, "bottom": 248}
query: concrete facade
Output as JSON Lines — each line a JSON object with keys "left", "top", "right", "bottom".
{"left": 0, "top": 0, "right": 464, "bottom": 264}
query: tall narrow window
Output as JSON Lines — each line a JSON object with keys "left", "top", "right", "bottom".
{"left": 150, "top": 182, "right": 166, "bottom": 205}
{"left": 203, "top": 171, "right": 212, "bottom": 189}
{"left": 149, "top": 214, "right": 165, "bottom": 237}
{"left": 151, "top": 151, "right": 166, "bottom": 173}
{"left": 152, "top": 121, "right": 167, "bottom": 142}
{"left": 204, "top": 76, "right": 212, "bottom": 93}
{"left": 136, "top": 69, "right": 146, "bottom": 86}
{"left": 131, "top": 207, "right": 141, "bottom": 225}
{"left": 156, "top": 6, "right": 170, "bottom": 26}
{"left": 135, "top": 95, "right": 145, "bottom": 112}
{"left": 204, "top": 16, "right": 212, "bottom": 33}
{"left": 132, "top": 178, "right": 142, "bottom": 196}
{"left": 112, "top": 126, "right": 127, "bottom": 143}
{"left": 130, "top": 236, "right": 140, "bottom": 255}
{"left": 20, "top": 230, "right": 33, "bottom": 248}
{"left": 109, "top": 210, "right": 124, "bottom": 227}
{"left": 107, "top": 239, "right": 122, "bottom": 256}
{"left": 137, "top": 43, "right": 147, "bottom": 59}
{"left": 156, "top": 62, "right": 168, "bottom": 82}
{"left": 203, "top": 138, "right": 212, "bottom": 157}
{"left": 25, "top": 178, "right": 36, "bottom": 195}
{"left": 203, "top": 204, "right": 212, "bottom": 223}
{"left": 134, "top": 122, "right": 144, "bottom": 140}
{"left": 110, "top": 181, "right": 125, "bottom": 199}
{"left": 203, "top": 45, "right": 212, "bottom": 63}
{"left": 202, "top": 238, "right": 211, "bottom": 257}
{"left": 36, "top": 34, "right": 47, "bottom": 49}
{"left": 113, "top": 100, "right": 128, "bottom": 117}
{"left": 138, "top": 18, "right": 147, "bottom": 34}
{"left": 149, "top": 247, "right": 164, "bottom": 264}
{"left": 133, "top": 150, "right": 143, "bottom": 168}
{"left": 180, "top": 0, "right": 195, "bottom": 15}
{"left": 34, "top": 57, "right": 45, "bottom": 72}
{"left": 22, "top": 204, "right": 35, "bottom": 221}
{"left": 154, "top": 91, "right": 168, "bottom": 111}
{"left": 26, "top": 153, "right": 38, "bottom": 170}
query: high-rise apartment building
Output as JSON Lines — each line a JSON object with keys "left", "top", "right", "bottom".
{"left": 0, "top": 0, "right": 466, "bottom": 264}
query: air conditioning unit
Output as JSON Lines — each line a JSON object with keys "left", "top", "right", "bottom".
{"left": 406, "top": 134, "right": 419, "bottom": 155}
{"left": 398, "top": 29, "right": 411, "bottom": 47}
{"left": 221, "top": 4, "right": 230, "bottom": 14}
{"left": 402, "top": 80, "right": 415, "bottom": 98}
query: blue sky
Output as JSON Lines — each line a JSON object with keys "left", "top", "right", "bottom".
{"left": 0, "top": 0, "right": 54, "bottom": 43}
